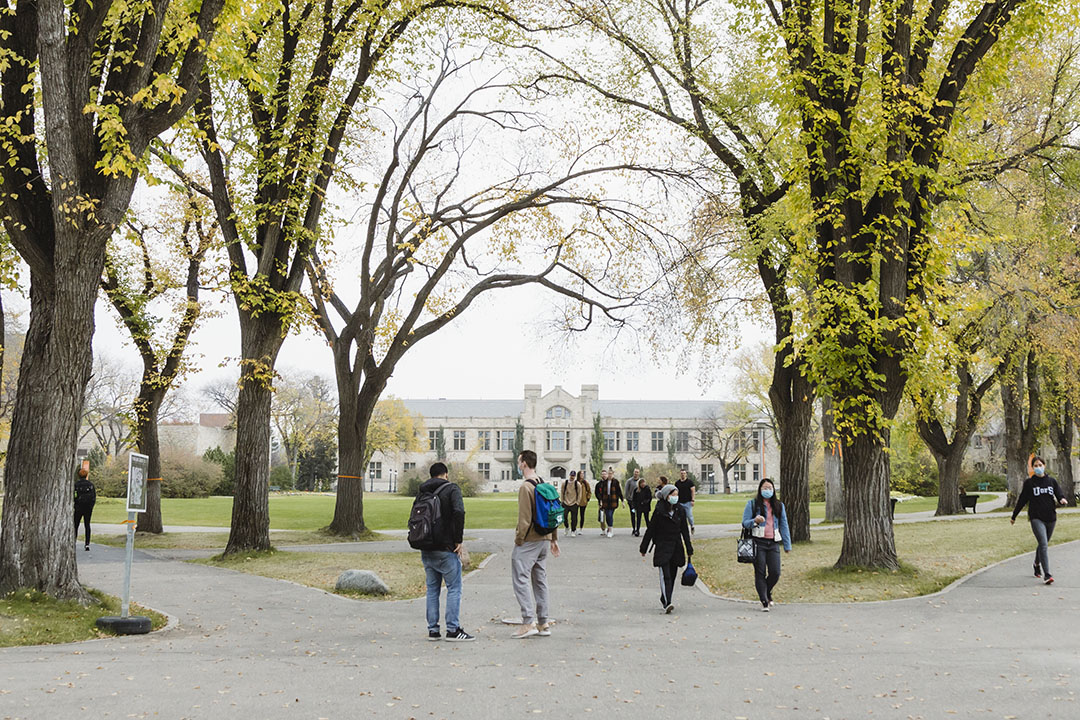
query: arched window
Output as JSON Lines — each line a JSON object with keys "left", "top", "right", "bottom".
{"left": 545, "top": 405, "right": 571, "bottom": 419}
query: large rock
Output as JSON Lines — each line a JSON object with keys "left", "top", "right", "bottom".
{"left": 335, "top": 569, "right": 390, "bottom": 595}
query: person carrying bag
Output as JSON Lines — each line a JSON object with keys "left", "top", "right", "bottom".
{"left": 741, "top": 478, "right": 791, "bottom": 612}
{"left": 640, "top": 484, "right": 693, "bottom": 614}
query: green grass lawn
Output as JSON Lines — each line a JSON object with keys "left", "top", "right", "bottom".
{"left": 94, "top": 528, "right": 391, "bottom": 550}
{"left": 90, "top": 491, "right": 972, "bottom": 532}
{"left": 0, "top": 588, "right": 167, "bottom": 647}
{"left": 693, "top": 513, "right": 1080, "bottom": 603}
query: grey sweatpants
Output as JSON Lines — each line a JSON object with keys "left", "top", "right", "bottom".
{"left": 511, "top": 540, "right": 550, "bottom": 625}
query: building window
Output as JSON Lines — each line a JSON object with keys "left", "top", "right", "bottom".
{"left": 625, "top": 431, "right": 639, "bottom": 451}
{"left": 699, "top": 430, "right": 713, "bottom": 451}
{"left": 403, "top": 462, "right": 416, "bottom": 473}
{"left": 603, "top": 430, "right": 620, "bottom": 452}
{"left": 676, "top": 463, "right": 689, "bottom": 474}
{"left": 734, "top": 463, "right": 746, "bottom": 487}
{"left": 651, "top": 431, "right": 664, "bottom": 452}
{"left": 975, "top": 462, "right": 986, "bottom": 472}
{"left": 546, "top": 430, "right": 569, "bottom": 451}
{"left": 752, "top": 463, "right": 760, "bottom": 483}
{"left": 368, "top": 461, "right": 382, "bottom": 479}
{"left": 751, "top": 429, "right": 761, "bottom": 452}
{"left": 428, "top": 430, "right": 438, "bottom": 451}
{"left": 478, "top": 430, "right": 491, "bottom": 450}
{"left": 500, "top": 468, "right": 513, "bottom": 481}
{"left": 675, "top": 431, "right": 689, "bottom": 452}
{"left": 497, "top": 430, "right": 514, "bottom": 451}
{"left": 452, "top": 430, "right": 466, "bottom": 451}
{"left": 973, "top": 436, "right": 983, "bottom": 448}
{"left": 545, "top": 405, "right": 571, "bottom": 419}
{"left": 478, "top": 462, "right": 490, "bottom": 480}
{"left": 700, "top": 464, "right": 714, "bottom": 490}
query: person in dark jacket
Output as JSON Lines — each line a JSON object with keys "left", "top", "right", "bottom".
{"left": 1011, "top": 456, "right": 1068, "bottom": 585}
{"left": 73, "top": 461, "right": 96, "bottom": 551}
{"left": 742, "top": 478, "right": 791, "bottom": 611}
{"left": 418, "top": 463, "right": 474, "bottom": 641}
{"left": 594, "top": 469, "right": 624, "bottom": 537}
{"left": 640, "top": 484, "right": 692, "bottom": 613}
{"left": 630, "top": 477, "right": 653, "bottom": 536}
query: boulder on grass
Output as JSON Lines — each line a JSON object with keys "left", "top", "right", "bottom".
{"left": 335, "top": 569, "right": 390, "bottom": 595}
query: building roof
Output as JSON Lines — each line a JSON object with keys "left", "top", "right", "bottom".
{"left": 400, "top": 397, "right": 737, "bottom": 421}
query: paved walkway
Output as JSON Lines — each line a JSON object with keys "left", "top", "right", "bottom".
{"left": 4, "top": 501, "right": 1078, "bottom": 719}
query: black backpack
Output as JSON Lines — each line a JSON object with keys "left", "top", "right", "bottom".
{"left": 74, "top": 478, "right": 96, "bottom": 505}
{"left": 407, "top": 482, "right": 453, "bottom": 550}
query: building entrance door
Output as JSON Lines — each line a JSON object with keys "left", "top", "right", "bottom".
{"left": 549, "top": 466, "right": 567, "bottom": 483}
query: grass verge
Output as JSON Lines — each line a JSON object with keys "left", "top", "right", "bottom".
{"left": 193, "top": 550, "right": 489, "bottom": 601}
{"left": 0, "top": 588, "right": 167, "bottom": 647}
{"left": 694, "top": 514, "right": 1080, "bottom": 603}
{"left": 94, "top": 529, "right": 390, "bottom": 550}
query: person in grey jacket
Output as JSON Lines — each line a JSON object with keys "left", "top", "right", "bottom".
{"left": 625, "top": 468, "right": 642, "bottom": 535}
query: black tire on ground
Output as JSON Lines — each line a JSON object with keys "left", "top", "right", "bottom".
{"left": 96, "top": 615, "right": 153, "bottom": 635}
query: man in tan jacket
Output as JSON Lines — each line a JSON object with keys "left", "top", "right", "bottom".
{"left": 559, "top": 470, "right": 591, "bottom": 536}
{"left": 511, "top": 449, "right": 560, "bottom": 639}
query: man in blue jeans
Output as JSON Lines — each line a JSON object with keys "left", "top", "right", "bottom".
{"left": 419, "top": 463, "right": 474, "bottom": 641}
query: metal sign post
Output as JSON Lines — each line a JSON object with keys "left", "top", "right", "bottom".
{"left": 97, "top": 452, "right": 152, "bottom": 635}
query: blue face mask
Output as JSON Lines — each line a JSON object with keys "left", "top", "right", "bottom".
{"left": 1034, "top": 467, "right": 1046, "bottom": 477}
{"left": 668, "top": 495, "right": 679, "bottom": 505}
{"left": 761, "top": 488, "right": 774, "bottom": 499}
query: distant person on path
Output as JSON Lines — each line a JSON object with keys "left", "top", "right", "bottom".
{"left": 560, "top": 470, "right": 591, "bottom": 536}
{"left": 415, "top": 463, "right": 474, "bottom": 641}
{"left": 594, "top": 468, "right": 624, "bottom": 537}
{"left": 742, "top": 478, "right": 791, "bottom": 612}
{"left": 512, "top": 450, "right": 560, "bottom": 638}
{"left": 1011, "top": 456, "right": 1068, "bottom": 585}
{"left": 654, "top": 474, "right": 668, "bottom": 498}
{"left": 674, "top": 469, "right": 696, "bottom": 534}
{"left": 624, "top": 469, "right": 641, "bottom": 531}
{"left": 630, "top": 476, "right": 653, "bottom": 536}
{"left": 73, "top": 461, "right": 96, "bottom": 551}
{"left": 640, "top": 484, "right": 692, "bottom": 613}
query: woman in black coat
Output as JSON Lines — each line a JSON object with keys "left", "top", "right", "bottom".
{"left": 639, "top": 483, "right": 693, "bottom": 613}
{"left": 630, "top": 477, "right": 653, "bottom": 537}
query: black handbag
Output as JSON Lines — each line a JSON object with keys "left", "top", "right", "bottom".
{"left": 737, "top": 527, "right": 755, "bottom": 563}
{"left": 681, "top": 561, "right": 698, "bottom": 586}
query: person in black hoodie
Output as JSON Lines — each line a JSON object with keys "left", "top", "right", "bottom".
{"left": 640, "top": 483, "right": 692, "bottom": 613}
{"left": 630, "top": 477, "right": 653, "bottom": 537}
{"left": 74, "top": 461, "right": 96, "bottom": 551}
{"left": 1011, "top": 456, "right": 1068, "bottom": 585}
{"left": 418, "top": 463, "right": 474, "bottom": 641}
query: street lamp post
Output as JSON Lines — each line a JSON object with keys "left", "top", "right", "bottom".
{"left": 709, "top": 471, "right": 715, "bottom": 495}
{"left": 368, "top": 469, "right": 374, "bottom": 493}
{"left": 390, "top": 469, "right": 397, "bottom": 493}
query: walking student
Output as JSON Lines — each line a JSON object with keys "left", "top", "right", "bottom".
{"left": 630, "top": 476, "right": 653, "bottom": 537}
{"left": 416, "top": 463, "right": 474, "bottom": 641}
{"left": 560, "top": 470, "right": 590, "bottom": 536}
{"left": 1011, "top": 456, "right": 1068, "bottom": 585}
{"left": 674, "top": 469, "right": 696, "bottom": 534}
{"left": 640, "top": 484, "right": 693, "bottom": 613}
{"left": 73, "top": 460, "right": 96, "bottom": 551}
{"left": 742, "top": 478, "right": 791, "bottom": 612}
{"left": 512, "top": 450, "right": 560, "bottom": 638}
{"left": 624, "top": 469, "right": 641, "bottom": 533}
{"left": 594, "top": 468, "right": 624, "bottom": 537}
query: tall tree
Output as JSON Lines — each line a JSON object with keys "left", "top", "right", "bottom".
{"left": 270, "top": 372, "right": 337, "bottom": 488}
{"left": 529, "top": 0, "right": 816, "bottom": 542}
{"left": 79, "top": 356, "right": 139, "bottom": 458}
{"left": 777, "top": 0, "right": 1067, "bottom": 569}
{"left": 0, "top": 0, "right": 225, "bottom": 596}
{"left": 102, "top": 188, "right": 217, "bottom": 532}
{"left": 307, "top": 40, "right": 657, "bottom": 535}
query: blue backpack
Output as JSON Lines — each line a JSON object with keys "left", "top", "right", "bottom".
{"left": 529, "top": 479, "right": 564, "bottom": 534}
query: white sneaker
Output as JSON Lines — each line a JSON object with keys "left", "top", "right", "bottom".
{"left": 575, "top": 530, "right": 581, "bottom": 537}
{"left": 606, "top": 529, "right": 613, "bottom": 538}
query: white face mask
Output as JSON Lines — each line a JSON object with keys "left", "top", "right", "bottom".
{"left": 668, "top": 495, "right": 679, "bottom": 505}
{"left": 1034, "top": 466, "right": 1046, "bottom": 477}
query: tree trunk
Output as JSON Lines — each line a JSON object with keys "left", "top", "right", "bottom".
{"left": 135, "top": 391, "right": 164, "bottom": 533}
{"left": 933, "top": 449, "right": 965, "bottom": 516}
{"left": 721, "top": 467, "right": 730, "bottom": 494}
{"left": 1049, "top": 400, "right": 1075, "bottom": 507}
{"left": 1001, "top": 350, "right": 1040, "bottom": 507}
{"left": 223, "top": 317, "right": 283, "bottom": 555}
{"left": 822, "top": 397, "right": 844, "bottom": 522}
{"left": 0, "top": 265, "right": 100, "bottom": 599}
{"left": 836, "top": 432, "right": 899, "bottom": 570}
{"left": 772, "top": 365, "right": 814, "bottom": 542}
{"left": 328, "top": 367, "right": 385, "bottom": 536}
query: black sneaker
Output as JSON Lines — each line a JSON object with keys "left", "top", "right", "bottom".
{"left": 1045, "top": 576, "right": 1055, "bottom": 585}
{"left": 1034, "top": 562, "right": 1042, "bottom": 578}
{"left": 445, "top": 628, "right": 476, "bottom": 642}
{"left": 428, "top": 630, "right": 441, "bottom": 641}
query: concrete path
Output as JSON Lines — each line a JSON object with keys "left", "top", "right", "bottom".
{"left": 3, "top": 507, "right": 1079, "bottom": 719}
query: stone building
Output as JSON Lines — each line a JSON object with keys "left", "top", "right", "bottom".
{"left": 369, "top": 384, "right": 778, "bottom": 494}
